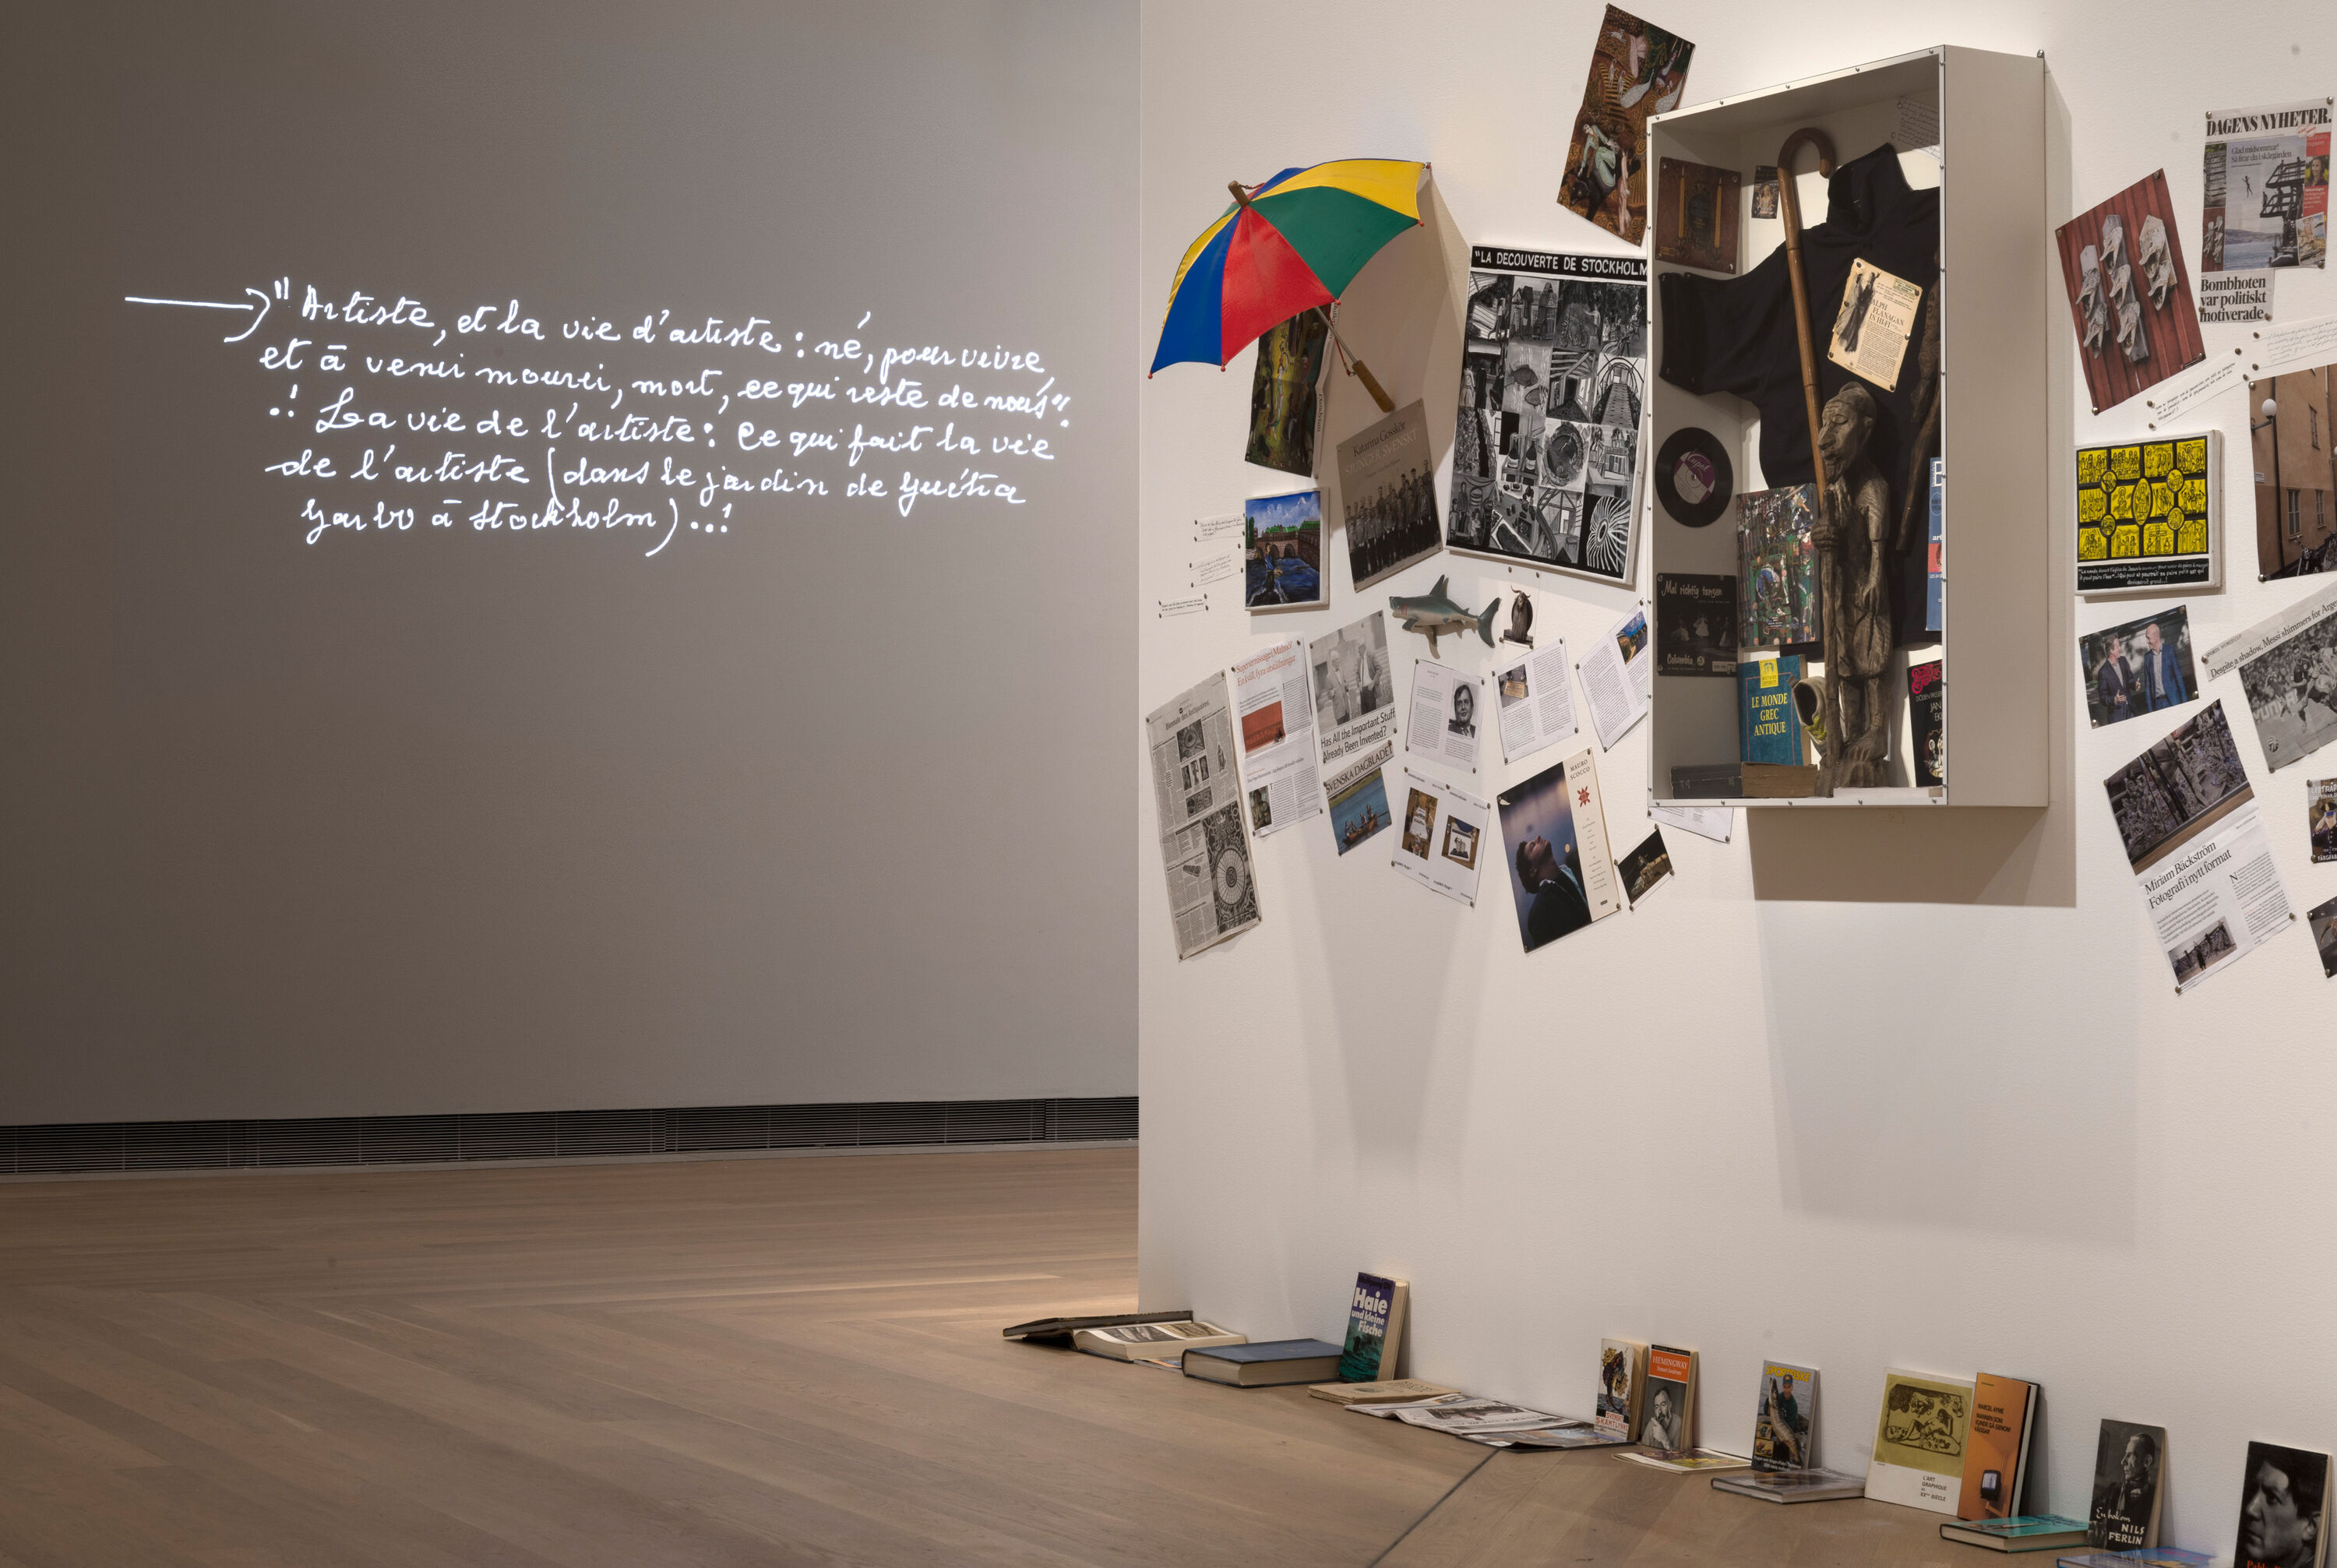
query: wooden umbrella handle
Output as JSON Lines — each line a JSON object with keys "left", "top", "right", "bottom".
{"left": 1775, "top": 129, "right": 1838, "bottom": 499}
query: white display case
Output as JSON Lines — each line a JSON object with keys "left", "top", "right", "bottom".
{"left": 1645, "top": 46, "right": 2049, "bottom": 808}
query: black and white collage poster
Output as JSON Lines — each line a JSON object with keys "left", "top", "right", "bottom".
{"left": 1449, "top": 247, "right": 1648, "bottom": 587}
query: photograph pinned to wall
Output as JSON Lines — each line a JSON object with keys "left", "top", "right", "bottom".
{"left": 1737, "top": 484, "right": 1821, "bottom": 650}
{"left": 2081, "top": 606, "right": 2198, "bottom": 730}
{"left": 1405, "top": 658, "right": 1482, "bottom": 777}
{"left": 1749, "top": 164, "right": 1778, "bottom": 220}
{"left": 1246, "top": 308, "right": 1331, "bottom": 477}
{"left": 2075, "top": 432, "right": 2220, "bottom": 596}
{"left": 1908, "top": 659, "right": 1944, "bottom": 788}
{"left": 1496, "top": 584, "right": 1539, "bottom": 650}
{"left": 2310, "top": 893, "right": 2337, "bottom": 978}
{"left": 1496, "top": 747, "right": 1622, "bottom": 953}
{"left": 1308, "top": 609, "right": 1398, "bottom": 795}
{"left": 1493, "top": 590, "right": 1579, "bottom": 767}
{"left": 2103, "top": 701, "right": 2291, "bottom": 993}
{"left": 1391, "top": 766, "right": 1490, "bottom": 907}
{"left": 2248, "top": 360, "right": 2337, "bottom": 580}
{"left": 1654, "top": 573, "right": 1737, "bottom": 676}
{"left": 1556, "top": 5, "right": 1693, "bottom": 245}
{"left": 2312, "top": 779, "right": 2337, "bottom": 862}
{"left": 1614, "top": 827, "right": 1673, "bottom": 908}
{"left": 2201, "top": 101, "right": 2329, "bottom": 274}
{"left": 1337, "top": 400, "right": 1443, "bottom": 590}
{"left": 2055, "top": 171, "right": 2206, "bottom": 414}
{"left": 1579, "top": 603, "right": 1651, "bottom": 749}
{"left": 1144, "top": 672, "right": 1263, "bottom": 960}
{"left": 1448, "top": 246, "right": 1648, "bottom": 586}
{"left": 1230, "top": 638, "right": 1323, "bottom": 838}
{"left": 1328, "top": 763, "right": 1394, "bottom": 857}
{"left": 1652, "top": 159, "right": 1739, "bottom": 273}
{"left": 1244, "top": 489, "right": 1324, "bottom": 608}
{"left": 2203, "top": 578, "right": 2337, "bottom": 769}
{"left": 1826, "top": 257, "right": 1924, "bottom": 391}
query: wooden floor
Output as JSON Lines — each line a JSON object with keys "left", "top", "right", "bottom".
{"left": 0, "top": 1148, "right": 1967, "bottom": 1566}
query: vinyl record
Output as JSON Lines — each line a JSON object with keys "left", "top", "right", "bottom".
{"left": 1655, "top": 426, "right": 1733, "bottom": 528}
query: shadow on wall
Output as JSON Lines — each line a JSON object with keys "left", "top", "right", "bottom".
{"left": 1746, "top": 805, "right": 2072, "bottom": 905}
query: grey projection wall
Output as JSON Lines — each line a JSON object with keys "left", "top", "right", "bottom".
{"left": 0, "top": 0, "right": 1137, "bottom": 1121}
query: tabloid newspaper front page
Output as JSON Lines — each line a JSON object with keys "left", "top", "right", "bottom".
{"left": 1145, "top": 672, "right": 1263, "bottom": 960}
{"left": 2103, "top": 700, "right": 2291, "bottom": 992}
{"left": 1308, "top": 609, "right": 1400, "bottom": 816}
{"left": 2203, "top": 576, "right": 2337, "bottom": 771}
{"left": 1230, "top": 638, "right": 1323, "bottom": 837}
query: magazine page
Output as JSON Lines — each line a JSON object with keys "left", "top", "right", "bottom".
{"left": 2103, "top": 700, "right": 2293, "bottom": 991}
{"left": 1230, "top": 639, "right": 1323, "bottom": 838}
{"left": 1496, "top": 749, "right": 1623, "bottom": 953}
{"left": 1336, "top": 401, "right": 1442, "bottom": 590}
{"left": 1391, "top": 767, "right": 1490, "bottom": 907}
{"left": 1580, "top": 603, "right": 1651, "bottom": 749}
{"left": 1405, "top": 659, "right": 1483, "bottom": 778}
{"left": 1144, "top": 672, "right": 1264, "bottom": 960}
{"left": 2201, "top": 576, "right": 2337, "bottom": 770}
{"left": 1651, "top": 803, "right": 1732, "bottom": 843}
{"left": 1489, "top": 588, "right": 1578, "bottom": 766}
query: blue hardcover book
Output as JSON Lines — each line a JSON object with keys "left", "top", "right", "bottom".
{"left": 1926, "top": 456, "right": 1944, "bottom": 634}
{"left": 1738, "top": 654, "right": 1805, "bottom": 765}
{"left": 1183, "top": 1338, "right": 1345, "bottom": 1387}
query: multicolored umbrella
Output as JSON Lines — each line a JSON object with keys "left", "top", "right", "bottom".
{"left": 1151, "top": 159, "right": 1427, "bottom": 378}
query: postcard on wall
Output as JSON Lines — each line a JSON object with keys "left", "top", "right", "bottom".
{"left": 1580, "top": 603, "right": 1651, "bottom": 749}
{"left": 2103, "top": 701, "right": 2292, "bottom": 993}
{"left": 2312, "top": 780, "right": 2337, "bottom": 863}
{"left": 1494, "top": 626, "right": 1578, "bottom": 768}
{"left": 1826, "top": 258, "right": 1923, "bottom": 391}
{"left": 1654, "top": 572, "right": 1737, "bottom": 676}
{"left": 1327, "top": 763, "right": 1394, "bottom": 857}
{"left": 2203, "top": 578, "right": 2337, "bottom": 769}
{"left": 1392, "top": 766, "right": 1490, "bottom": 907}
{"left": 2247, "top": 355, "right": 2337, "bottom": 582}
{"left": 2202, "top": 101, "right": 2330, "bottom": 273}
{"left": 1245, "top": 490, "right": 1324, "bottom": 609}
{"left": 1652, "top": 158, "right": 1740, "bottom": 273}
{"left": 1865, "top": 1369, "right": 1976, "bottom": 1515}
{"left": 1750, "top": 1362, "right": 1817, "bottom": 1472}
{"left": 2311, "top": 893, "right": 2337, "bottom": 978}
{"left": 1613, "top": 826, "right": 1672, "bottom": 908}
{"left": 2075, "top": 432, "right": 2219, "bottom": 596}
{"left": 1737, "top": 484, "right": 1821, "bottom": 649}
{"left": 1338, "top": 400, "right": 1443, "bottom": 590}
{"left": 1247, "top": 308, "right": 1331, "bottom": 477}
{"left": 1496, "top": 748, "right": 1622, "bottom": 953}
{"left": 1230, "top": 639, "right": 1323, "bottom": 838}
{"left": 1405, "top": 658, "right": 1482, "bottom": 777}
{"left": 1449, "top": 246, "right": 1647, "bottom": 587}
{"left": 1144, "top": 672, "right": 1262, "bottom": 960}
{"left": 2081, "top": 606, "right": 2198, "bottom": 730}
{"left": 2055, "top": 171, "right": 2207, "bottom": 414}
{"left": 1556, "top": 5, "right": 1694, "bottom": 245}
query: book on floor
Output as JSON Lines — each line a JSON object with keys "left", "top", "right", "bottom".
{"left": 1182, "top": 1338, "right": 1343, "bottom": 1387}
{"left": 1595, "top": 1338, "right": 1648, "bottom": 1439}
{"left": 1073, "top": 1320, "right": 1243, "bottom": 1361}
{"left": 1390, "top": 1397, "right": 1577, "bottom": 1436}
{"left": 1619, "top": 1448, "right": 1750, "bottom": 1474}
{"left": 1638, "top": 1344, "right": 1698, "bottom": 1452}
{"left": 1750, "top": 1361, "right": 1817, "bottom": 1471}
{"left": 1309, "top": 1378, "right": 1456, "bottom": 1406}
{"left": 1496, "top": 1424, "right": 1631, "bottom": 1450}
{"left": 1959, "top": 1373, "right": 2042, "bottom": 1520}
{"left": 1865, "top": 1368, "right": 1976, "bottom": 1514}
{"left": 2088, "top": 1419, "right": 2166, "bottom": 1549}
{"left": 2232, "top": 1439, "right": 2330, "bottom": 1568}
{"left": 1339, "top": 1273, "right": 1408, "bottom": 1382}
{"left": 2057, "top": 1551, "right": 2210, "bottom": 1566}
{"left": 1712, "top": 1468, "right": 1866, "bottom": 1504}
{"left": 1003, "top": 1309, "right": 1193, "bottom": 1342}
{"left": 1940, "top": 1514, "right": 2091, "bottom": 1552}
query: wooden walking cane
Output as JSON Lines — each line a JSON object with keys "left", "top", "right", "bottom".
{"left": 1774, "top": 128, "right": 1838, "bottom": 792}
{"left": 1228, "top": 181, "right": 1396, "bottom": 415}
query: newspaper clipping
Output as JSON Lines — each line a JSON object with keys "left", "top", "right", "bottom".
{"left": 1580, "top": 603, "right": 1652, "bottom": 749}
{"left": 2103, "top": 700, "right": 2290, "bottom": 992}
{"left": 1827, "top": 258, "right": 1923, "bottom": 389}
{"left": 1496, "top": 746, "right": 1623, "bottom": 953}
{"left": 2202, "top": 100, "right": 2330, "bottom": 273}
{"left": 1405, "top": 658, "right": 1483, "bottom": 777}
{"left": 1145, "top": 671, "right": 1263, "bottom": 960}
{"left": 1231, "top": 638, "right": 1323, "bottom": 837}
{"left": 1494, "top": 596, "right": 1579, "bottom": 767}
{"left": 1392, "top": 766, "right": 1491, "bottom": 907}
{"left": 2202, "top": 576, "right": 2337, "bottom": 770}
{"left": 1651, "top": 802, "right": 1732, "bottom": 843}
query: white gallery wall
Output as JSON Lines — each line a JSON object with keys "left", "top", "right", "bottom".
{"left": 1139, "top": 0, "right": 2333, "bottom": 1549}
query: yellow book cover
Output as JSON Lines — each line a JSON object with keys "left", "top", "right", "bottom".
{"left": 1864, "top": 1368, "right": 1975, "bottom": 1515}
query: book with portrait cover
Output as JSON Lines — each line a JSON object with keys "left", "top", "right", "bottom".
{"left": 2088, "top": 1420, "right": 2166, "bottom": 1549}
{"left": 1957, "top": 1373, "right": 2039, "bottom": 1520}
{"left": 1637, "top": 1344, "right": 1697, "bottom": 1452}
{"left": 1865, "top": 1369, "right": 1976, "bottom": 1515}
{"left": 1339, "top": 1273, "right": 1408, "bottom": 1383}
{"left": 1740, "top": 655, "right": 1806, "bottom": 766}
{"left": 1750, "top": 1362, "right": 1817, "bottom": 1471}
{"left": 1738, "top": 484, "right": 1821, "bottom": 649}
{"left": 1595, "top": 1337, "right": 1648, "bottom": 1439}
{"left": 2233, "top": 1440, "right": 2330, "bottom": 1568}
{"left": 1655, "top": 572, "right": 1738, "bottom": 675}
{"left": 1909, "top": 659, "right": 1945, "bottom": 787}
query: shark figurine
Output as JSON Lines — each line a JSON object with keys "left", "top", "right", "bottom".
{"left": 1388, "top": 576, "right": 1500, "bottom": 659}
